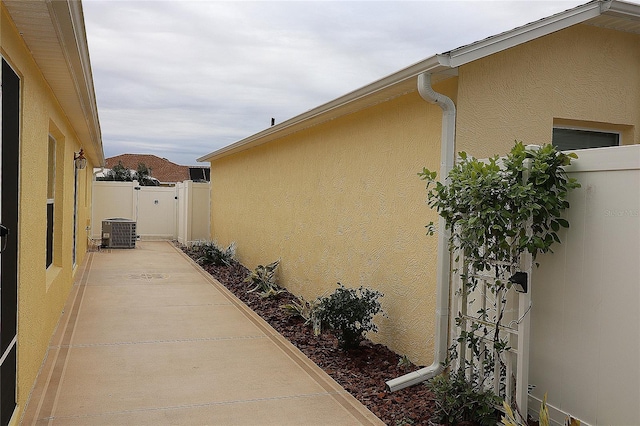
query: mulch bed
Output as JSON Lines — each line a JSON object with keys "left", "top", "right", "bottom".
{"left": 181, "top": 249, "right": 436, "bottom": 425}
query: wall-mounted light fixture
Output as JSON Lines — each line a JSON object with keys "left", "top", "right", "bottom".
{"left": 509, "top": 271, "right": 528, "bottom": 293}
{"left": 74, "top": 149, "right": 87, "bottom": 170}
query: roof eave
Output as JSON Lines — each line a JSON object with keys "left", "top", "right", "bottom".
{"left": 606, "top": 0, "right": 640, "bottom": 18}
{"left": 200, "top": 0, "right": 640, "bottom": 164}
{"left": 447, "top": 1, "right": 605, "bottom": 67}
{"left": 50, "top": 0, "right": 105, "bottom": 167}
{"left": 197, "top": 55, "right": 452, "bottom": 162}
{"left": 3, "top": 0, "right": 105, "bottom": 167}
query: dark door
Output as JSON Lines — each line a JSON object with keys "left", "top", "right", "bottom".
{"left": 1, "top": 58, "right": 20, "bottom": 426}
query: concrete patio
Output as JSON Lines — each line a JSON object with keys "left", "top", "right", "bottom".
{"left": 22, "top": 242, "right": 383, "bottom": 425}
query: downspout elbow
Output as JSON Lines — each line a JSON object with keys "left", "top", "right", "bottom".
{"left": 386, "top": 357, "right": 446, "bottom": 393}
{"left": 418, "top": 72, "right": 456, "bottom": 179}
{"left": 418, "top": 73, "right": 455, "bottom": 114}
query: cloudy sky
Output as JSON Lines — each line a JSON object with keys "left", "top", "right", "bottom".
{"left": 83, "top": 0, "right": 601, "bottom": 166}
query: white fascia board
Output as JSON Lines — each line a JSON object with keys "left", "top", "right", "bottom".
{"left": 605, "top": 0, "right": 640, "bottom": 19}
{"left": 198, "top": 56, "right": 451, "bottom": 162}
{"left": 447, "top": 1, "right": 605, "bottom": 67}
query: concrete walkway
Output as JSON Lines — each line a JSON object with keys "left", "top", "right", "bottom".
{"left": 22, "top": 242, "right": 383, "bottom": 425}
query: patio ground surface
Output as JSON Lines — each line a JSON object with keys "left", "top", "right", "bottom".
{"left": 22, "top": 241, "right": 383, "bottom": 425}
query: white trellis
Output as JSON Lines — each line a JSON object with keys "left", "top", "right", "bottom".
{"left": 449, "top": 151, "right": 537, "bottom": 416}
{"left": 450, "top": 251, "right": 532, "bottom": 415}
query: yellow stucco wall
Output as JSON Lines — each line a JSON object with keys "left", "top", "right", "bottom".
{"left": 210, "top": 79, "right": 457, "bottom": 365}
{"left": 456, "top": 24, "right": 639, "bottom": 158}
{"left": 2, "top": 6, "right": 95, "bottom": 421}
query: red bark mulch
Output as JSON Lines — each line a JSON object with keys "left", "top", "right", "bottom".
{"left": 183, "top": 252, "right": 436, "bottom": 425}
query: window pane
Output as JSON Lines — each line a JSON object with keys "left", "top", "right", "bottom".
{"left": 47, "top": 137, "right": 56, "bottom": 200}
{"left": 552, "top": 128, "right": 619, "bottom": 151}
{"left": 47, "top": 136, "right": 56, "bottom": 267}
{"left": 46, "top": 202, "right": 54, "bottom": 268}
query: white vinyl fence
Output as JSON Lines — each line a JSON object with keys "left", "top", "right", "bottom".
{"left": 528, "top": 145, "right": 640, "bottom": 425}
{"left": 175, "top": 180, "right": 210, "bottom": 244}
{"left": 91, "top": 180, "right": 210, "bottom": 243}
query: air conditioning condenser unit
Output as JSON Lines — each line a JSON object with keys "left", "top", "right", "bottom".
{"left": 102, "top": 218, "right": 136, "bottom": 248}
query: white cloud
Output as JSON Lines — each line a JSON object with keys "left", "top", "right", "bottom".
{"left": 83, "top": 0, "right": 597, "bottom": 165}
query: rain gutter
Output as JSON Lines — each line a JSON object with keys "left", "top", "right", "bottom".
{"left": 385, "top": 72, "right": 456, "bottom": 392}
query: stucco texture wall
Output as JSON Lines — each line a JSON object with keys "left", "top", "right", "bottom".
{"left": 456, "top": 24, "right": 639, "bottom": 158}
{"left": 2, "top": 7, "right": 94, "bottom": 419}
{"left": 209, "top": 82, "right": 456, "bottom": 365}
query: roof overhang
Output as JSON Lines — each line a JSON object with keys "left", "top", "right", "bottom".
{"left": 198, "top": 56, "right": 455, "bottom": 162}
{"left": 198, "top": 0, "right": 640, "bottom": 163}
{"left": 3, "top": 0, "right": 104, "bottom": 166}
{"left": 446, "top": 0, "right": 640, "bottom": 67}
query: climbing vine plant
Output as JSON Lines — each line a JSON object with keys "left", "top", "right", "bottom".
{"left": 419, "top": 142, "right": 580, "bottom": 410}
{"left": 420, "top": 142, "right": 580, "bottom": 269}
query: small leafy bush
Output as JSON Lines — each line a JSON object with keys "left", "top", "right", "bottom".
{"left": 193, "top": 241, "right": 236, "bottom": 267}
{"left": 397, "top": 354, "right": 413, "bottom": 370}
{"left": 317, "top": 284, "right": 383, "bottom": 350}
{"left": 427, "top": 369, "right": 501, "bottom": 426}
{"left": 281, "top": 295, "right": 323, "bottom": 335}
{"left": 245, "top": 259, "right": 284, "bottom": 298}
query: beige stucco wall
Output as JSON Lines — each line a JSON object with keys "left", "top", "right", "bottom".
{"left": 210, "top": 80, "right": 457, "bottom": 365}
{"left": 2, "top": 6, "right": 95, "bottom": 421}
{"left": 456, "top": 24, "right": 639, "bottom": 158}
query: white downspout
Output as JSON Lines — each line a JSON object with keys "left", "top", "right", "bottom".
{"left": 386, "top": 72, "right": 456, "bottom": 392}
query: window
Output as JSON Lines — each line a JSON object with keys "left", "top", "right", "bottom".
{"left": 552, "top": 128, "right": 620, "bottom": 151}
{"left": 47, "top": 136, "right": 56, "bottom": 268}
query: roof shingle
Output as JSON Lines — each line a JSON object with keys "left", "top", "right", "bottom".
{"left": 105, "top": 154, "right": 189, "bottom": 183}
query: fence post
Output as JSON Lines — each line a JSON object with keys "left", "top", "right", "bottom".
{"left": 186, "top": 180, "right": 193, "bottom": 243}
{"left": 515, "top": 145, "right": 539, "bottom": 417}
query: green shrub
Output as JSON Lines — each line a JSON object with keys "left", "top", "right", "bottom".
{"left": 281, "top": 295, "right": 323, "bottom": 335}
{"left": 427, "top": 369, "right": 501, "bottom": 426}
{"left": 317, "top": 284, "right": 383, "bottom": 350}
{"left": 193, "top": 241, "right": 236, "bottom": 267}
{"left": 245, "top": 260, "right": 284, "bottom": 298}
